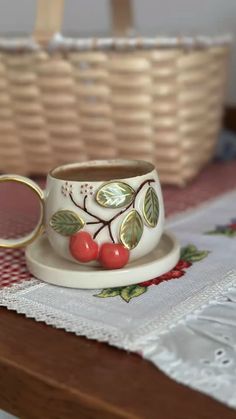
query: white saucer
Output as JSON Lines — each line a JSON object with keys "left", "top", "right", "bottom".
{"left": 25, "top": 231, "right": 180, "bottom": 289}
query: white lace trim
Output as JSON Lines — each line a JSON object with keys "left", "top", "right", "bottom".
{"left": 1, "top": 271, "right": 236, "bottom": 352}
{"left": 134, "top": 271, "right": 236, "bottom": 343}
{"left": 0, "top": 280, "right": 126, "bottom": 347}
{"left": 139, "top": 271, "right": 236, "bottom": 409}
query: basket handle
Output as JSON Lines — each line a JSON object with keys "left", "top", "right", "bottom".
{"left": 34, "top": 0, "right": 133, "bottom": 44}
{"left": 110, "top": 0, "right": 133, "bottom": 36}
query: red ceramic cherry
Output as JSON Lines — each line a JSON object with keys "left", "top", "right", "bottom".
{"left": 99, "top": 243, "right": 129, "bottom": 269}
{"left": 70, "top": 231, "right": 99, "bottom": 263}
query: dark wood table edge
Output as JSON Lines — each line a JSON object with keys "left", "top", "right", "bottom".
{"left": 1, "top": 307, "right": 236, "bottom": 419}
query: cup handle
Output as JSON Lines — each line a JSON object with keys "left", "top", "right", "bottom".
{"left": 0, "top": 175, "right": 44, "bottom": 248}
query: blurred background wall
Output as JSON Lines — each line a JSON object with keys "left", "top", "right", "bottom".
{"left": 0, "top": 0, "right": 235, "bottom": 103}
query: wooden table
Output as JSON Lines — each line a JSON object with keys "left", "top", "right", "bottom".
{"left": 0, "top": 307, "right": 236, "bottom": 419}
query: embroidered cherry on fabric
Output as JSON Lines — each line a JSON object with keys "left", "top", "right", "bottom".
{"left": 175, "top": 260, "right": 192, "bottom": 270}
{"left": 139, "top": 259, "right": 192, "bottom": 287}
{"left": 95, "top": 243, "right": 209, "bottom": 301}
{"left": 206, "top": 217, "right": 236, "bottom": 237}
{"left": 140, "top": 268, "right": 186, "bottom": 287}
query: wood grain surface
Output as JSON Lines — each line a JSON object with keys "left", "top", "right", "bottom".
{"left": 224, "top": 105, "right": 236, "bottom": 132}
{"left": 0, "top": 307, "right": 235, "bottom": 419}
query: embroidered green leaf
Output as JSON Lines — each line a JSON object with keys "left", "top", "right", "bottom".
{"left": 95, "top": 288, "right": 122, "bottom": 298}
{"left": 143, "top": 186, "right": 159, "bottom": 227}
{"left": 205, "top": 230, "right": 220, "bottom": 235}
{"left": 96, "top": 182, "right": 135, "bottom": 208}
{"left": 206, "top": 228, "right": 236, "bottom": 237}
{"left": 120, "top": 285, "right": 147, "bottom": 302}
{"left": 181, "top": 244, "right": 209, "bottom": 263}
{"left": 180, "top": 244, "right": 196, "bottom": 260}
{"left": 120, "top": 209, "right": 143, "bottom": 250}
{"left": 50, "top": 210, "right": 84, "bottom": 236}
{"left": 187, "top": 251, "right": 210, "bottom": 262}
{"left": 226, "top": 230, "right": 236, "bottom": 237}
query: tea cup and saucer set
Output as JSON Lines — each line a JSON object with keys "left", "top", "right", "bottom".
{"left": 0, "top": 160, "right": 180, "bottom": 289}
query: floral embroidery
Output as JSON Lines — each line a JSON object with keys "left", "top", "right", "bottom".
{"left": 206, "top": 218, "right": 236, "bottom": 237}
{"left": 94, "top": 244, "right": 209, "bottom": 302}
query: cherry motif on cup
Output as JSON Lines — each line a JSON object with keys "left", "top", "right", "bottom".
{"left": 99, "top": 243, "right": 130, "bottom": 269}
{"left": 69, "top": 231, "right": 130, "bottom": 269}
{"left": 69, "top": 231, "right": 99, "bottom": 263}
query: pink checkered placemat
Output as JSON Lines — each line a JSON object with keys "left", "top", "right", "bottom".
{"left": 163, "top": 161, "right": 236, "bottom": 216}
{"left": 0, "top": 161, "right": 236, "bottom": 289}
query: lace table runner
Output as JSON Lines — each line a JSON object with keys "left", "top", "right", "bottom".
{"left": 0, "top": 189, "right": 236, "bottom": 408}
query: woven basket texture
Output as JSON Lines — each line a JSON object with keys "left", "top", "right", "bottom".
{"left": 0, "top": 0, "right": 230, "bottom": 185}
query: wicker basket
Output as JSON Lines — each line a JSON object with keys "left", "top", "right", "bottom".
{"left": 0, "top": 0, "right": 230, "bottom": 185}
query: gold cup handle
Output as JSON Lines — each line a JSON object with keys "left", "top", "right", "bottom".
{"left": 0, "top": 175, "right": 44, "bottom": 248}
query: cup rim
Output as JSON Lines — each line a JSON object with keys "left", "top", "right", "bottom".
{"left": 49, "top": 159, "right": 155, "bottom": 182}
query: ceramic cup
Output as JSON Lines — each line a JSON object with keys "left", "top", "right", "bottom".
{"left": 0, "top": 160, "right": 165, "bottom": 268}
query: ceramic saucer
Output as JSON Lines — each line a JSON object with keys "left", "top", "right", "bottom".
{"left": 25, "top": 231, "right": 180, "bottom": 289}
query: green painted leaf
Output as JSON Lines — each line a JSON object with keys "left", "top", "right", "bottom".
{"left": 50, "top": 210, "right": 84, "bottom": 236}
{"left": 143, "top": 186, "right": 159, "bottom": 227}
{"left": 94, "top": 288, "right": 122, "bottom": 298}
{"left": 120, "top": 285, "right": 146, "bottom": 302}
{"left": 120, "top": 209, "right": 143, "bottom": 250}
{"left": 96, "top": 182, "right": 135, "bottom": 208}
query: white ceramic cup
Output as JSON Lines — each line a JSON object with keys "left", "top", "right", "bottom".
{"left": 0, "top": 160, "right": 165, "bottom": 266}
